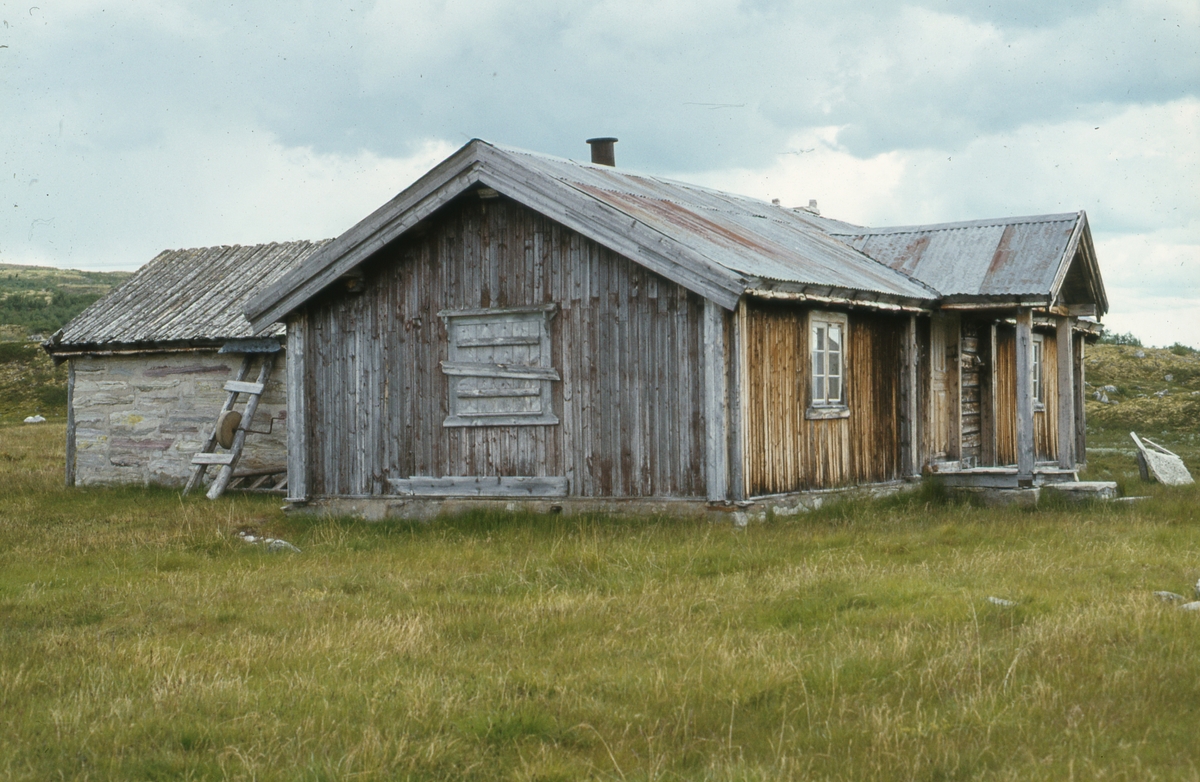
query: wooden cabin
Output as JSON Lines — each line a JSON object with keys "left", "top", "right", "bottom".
{"left": 243, "top": 140, "right": 1107, "bottom": 516}
{"left": 44, "top": 241, "right": 327, "bottom": 488}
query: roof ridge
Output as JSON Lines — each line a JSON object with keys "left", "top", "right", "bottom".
{"left": 830, "top": 212, "right": 1080, "bottom": 236}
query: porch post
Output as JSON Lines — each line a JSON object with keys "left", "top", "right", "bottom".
{"left": 1015, "top": 308, "right": 1035, "bottom": 485}
{"left": 1056, "top": 315, "right": 1075, "bottom": 469}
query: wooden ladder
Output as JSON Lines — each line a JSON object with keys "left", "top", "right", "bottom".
{"left": 184, "top": 352, "right": 277, "bottom": 500}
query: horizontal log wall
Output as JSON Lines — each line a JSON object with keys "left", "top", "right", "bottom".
{"left": 303, "top": 195, "right": 708, "bottom": 498}
{"left": 742, "top": 301, "right": 901, "bottom": 495}
{"left": 960, "top": 320, "right": 982, "bottom": 462}
{"left": 995, "top": 327, "right": 1059, "bottom": 466}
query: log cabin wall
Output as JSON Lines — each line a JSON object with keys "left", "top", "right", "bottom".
{"left": 994, "top": 326, "right": 1059, "bottom": 465}
{"left": 960, "top": 320, "right": 983, "bottom": 463}
{"left": 300, "top": 195, "right": 709, "bottom": 498}
{"left": 741, "top": 301, "right": 902, "bottom": 495}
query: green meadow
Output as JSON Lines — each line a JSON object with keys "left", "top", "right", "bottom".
{"left": 2, "top": 407, "right": 1199, "bottom": 780}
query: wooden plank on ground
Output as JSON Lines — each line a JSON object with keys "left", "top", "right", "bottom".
{"left": 387, "top": 475, "right": 569, "bottom": 497}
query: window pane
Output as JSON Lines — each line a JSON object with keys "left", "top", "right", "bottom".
{"left": 814, "top": 326, "right": 825, "bottom": 352}
{"left": 829, "top": 349, "right": 839, "bottom": 379}
{"left": 828, "top": 324, "right": 841, "bottom": 353}
{"left": 829, "top": 376, "right": 841, "bottom": 403}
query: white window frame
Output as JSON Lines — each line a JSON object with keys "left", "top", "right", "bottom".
{"left": 806, "top": 311, "right": 850, "bottom": 420}
{"left": 1031, "top": 333, "right": 1045, "bottom": 411}
{"left": 439, "top": 304, "right": 560, "bottom": 427}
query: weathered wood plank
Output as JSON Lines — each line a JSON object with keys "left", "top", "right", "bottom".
{"left": 192, "top": 452, "right": 236, "bottom": 465}
{"left": 65, "top": 360, "right": 76, "bottom": 488}
{"left": 387, "top": 475, "right": 569, "bottom": 497}
{"left": 900, "top": 315, "right": 918, "bottom": 478}
{"left": 703, "top": 299, "right": 729, "bottom": 502}
{"left": 224, "top": 380, "right": 265, "bottom": 395}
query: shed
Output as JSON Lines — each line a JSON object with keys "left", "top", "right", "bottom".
{"left": 238, "top": 139, "right": 1108, "bottom": 516}
{"left": 45, "top": 240, "right": 328, "bottom": 487}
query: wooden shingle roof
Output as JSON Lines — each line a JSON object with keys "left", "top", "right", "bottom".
{"left": 47, "top": 240, "right": 330, "bottom": 353}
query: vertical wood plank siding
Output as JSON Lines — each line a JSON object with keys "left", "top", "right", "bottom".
{"left": 302, "top": 196, "right": 708, "bottom": 498}
{"left": 742, "top": 301, "right": 902, "bottom": 495}
{"left": 994, "top": 328, "right": 1060, "bottom": 466}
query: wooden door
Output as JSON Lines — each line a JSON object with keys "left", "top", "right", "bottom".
{"left": 929, "top": 314, "right": 959, "bottom": 462}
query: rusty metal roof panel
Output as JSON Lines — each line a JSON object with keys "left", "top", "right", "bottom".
{"left": 499, "top": 147, "right": 939, "bottom": 300}
{"left": 55, "top": 240, "right": 330, "bottom": 348}
{"left": 830, "top": 214, "right": 1080, "bottom": 297}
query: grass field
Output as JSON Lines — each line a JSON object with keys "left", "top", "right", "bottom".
{"left": 2, "top": 419, "right": 1199, "bottom": 780}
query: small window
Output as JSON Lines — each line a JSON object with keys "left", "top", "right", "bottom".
{"left": 807, "top": 311, "right": 850, "bottom": 420}
{"left": 1031, "top": 334, "right": 1045, "bottom": 410}
{"left": 439, "top": 304, "right": 559, "bottom": 427}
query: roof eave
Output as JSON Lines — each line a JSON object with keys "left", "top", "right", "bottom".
{"left": 246, "top": 141, "right": 753, "bottom": 330}
{"left": 246, "top": 142, "right": 492, "bottom": 331}
{"left": 746, "top": 280, "right": 935, "bottom": 313}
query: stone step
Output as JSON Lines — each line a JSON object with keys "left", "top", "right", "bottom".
{"left": 1040, "top": 481, "right": 1119, "bottom": 501}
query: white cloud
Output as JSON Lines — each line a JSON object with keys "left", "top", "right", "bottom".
{"left": 685, "top": 99, "right": 1200, "bottom": 347}
{"left": 0, "top": 123, "right": 455, "bottom": 269}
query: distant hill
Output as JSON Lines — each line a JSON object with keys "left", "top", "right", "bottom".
{"left": 1083, "top": 342, "right": 1200, "bottom": 457}
{"left": 0, "top": 263, "right": 132, "bottom": 340}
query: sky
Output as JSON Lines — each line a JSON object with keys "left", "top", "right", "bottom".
{"left": 1, "top": 0, "right": 1197, "bottom": 346}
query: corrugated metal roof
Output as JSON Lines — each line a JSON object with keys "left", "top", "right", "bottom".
{"left": 54, "top": 240, "right": 330, "bottom": 349}
{"left": 500, "top": 146, "right": 939, "bottom": 301}
{"left": 827, "top": 213, "right": 1080, "bottom": 298}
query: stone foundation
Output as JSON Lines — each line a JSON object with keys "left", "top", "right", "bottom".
{"left": 287, "top": 481, "right": 916, "bottom": 522}
{"left": 70, "top": 352, "right": 288, "bottom": 487}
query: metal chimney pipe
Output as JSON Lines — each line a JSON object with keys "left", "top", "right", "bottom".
{"left": 586, "top": 137, "right": 618, "bottom": 166}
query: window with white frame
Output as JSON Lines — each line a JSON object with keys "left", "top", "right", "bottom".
{"left": 1031, "top": 333, "right": 1045, "bottom": 410}
{"left": 439, "top": 304, "right": 560, "bottom": 427}
{"left": 808, "top": 311, "right": 849, "bottom": 419}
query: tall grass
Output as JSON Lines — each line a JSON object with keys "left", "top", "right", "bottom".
{"left": 2, "top": 423, "right": 1199, "bottom": 780}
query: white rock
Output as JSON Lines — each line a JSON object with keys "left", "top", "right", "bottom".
{"left": 1154, "top": 591, "right": 1186, "bottom": 602}
{"left": 266, "top": 538, "right": 301, "bottom": 553}
{"left": 1103, "top": 385, "right": 1118, "bottom": 393}
{"left": 1180, "top": 602, "right": 1200, "bottom": 612}
{"left": 1135, "top": 349, "right": 1146, "bottom": 358}
{"left": 987, "top": 596, "right": 1016, "bottom": 607}
{"left": 23, "top": 415, "right": 46, "bottom": 424}
{"left": 1195, "top": 578, "right": 1200, "bottom": 599}
{"left": 1165, "top": 374, "right": 1174, "bottom": 382}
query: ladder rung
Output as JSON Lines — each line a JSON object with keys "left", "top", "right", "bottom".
{"left": 224, "top": 380, "right": 265, "bottom": 395}
{"left": 192, "top": 452, "right": 236, "bottom": 465}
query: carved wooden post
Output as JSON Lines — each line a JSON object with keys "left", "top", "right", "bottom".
{"left": 1015, "top": 308, "right": 1035, "bottom": 485}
